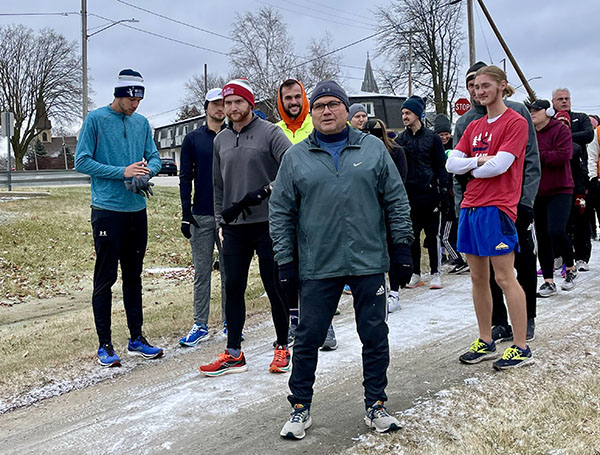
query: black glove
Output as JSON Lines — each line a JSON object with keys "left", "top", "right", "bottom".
{"left": 240, "top": 185, "right": 272, "bottom": 208}
{"left": 391, "top": 244, "right": 413, "bottom": 288}
{"left": 278, "top": 261, "right": 299, "bottom": 296}
{"left": 221, "top": 202, "right": 252, "bottom": 224}
{"left": 125, "top": 175, "right": 154, "bottom": 198}
{"left": 516, "top": 203, "right": 534, "bottom": 228}
{"left": 180, "top": 212, "right": 199, "bottom": 239}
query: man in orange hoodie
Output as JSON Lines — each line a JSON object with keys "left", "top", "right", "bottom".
{"left": 276, "top": 79, "right": 313, "bottom": 143}
{"left": 275, "top": 78, "right": 337, "bottom": 351}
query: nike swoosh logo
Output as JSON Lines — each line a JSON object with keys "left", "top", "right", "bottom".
{"left": 353, "top": 162, "right": 363, "bottom": 167}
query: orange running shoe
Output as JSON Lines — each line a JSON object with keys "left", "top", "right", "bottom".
{"left": 270, "top": 345, "right": 291, "bottom": 373}
{"left": 199, "top": 350, "right": 248, "bottom": 377}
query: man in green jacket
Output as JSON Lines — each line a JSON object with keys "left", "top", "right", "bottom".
{"left": 270, "top": 80, "right": 414, "bottom": 440}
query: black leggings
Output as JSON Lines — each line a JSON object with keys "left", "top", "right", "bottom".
{"left": 535, "top": 193, "right": 574, "bottom": 279}
{"left": 91, "top": 208, "right": 147, "bottom": 345}
{"left": 221, "top": 222, "right": 288, "bottom": 350}
{"left": 409, "top": 205, "right": 440, "bottom": 275}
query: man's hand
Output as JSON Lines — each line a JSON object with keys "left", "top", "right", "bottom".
{"left": 124, "top": 161, "right": 150, "bottom": 178}
{"left": 221, "top": 202, "right": 252, "bottom": 224}
{"left": 218, "top": 227, "right": 224, "bottom": 247}
{"left": 240, "top": 185, "right": 272, "bottom": 207}
{"left": 125, "top": 174, "right": 154, "bottom": 198}
{"left": 476, "top": 155, "right": 493, "bottom": 166}
{"left": 278, "top": 261, "right": 299, "bottom": 295}
{"left": 439, "top": 189, "right": 450, "bottom": 216}
{"left": 391, "top": 244, "right": 413, "bottom": 288}
{"left": 181, "top": 213, "right": 199, "bottom": 239}
{"left": 575, "top": 195, "right": 586, "bottom": 215}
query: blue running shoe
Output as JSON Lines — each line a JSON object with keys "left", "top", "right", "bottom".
{"left": 459, "top": 338, "right": 497, "bottom": 364}
{"left": 343, "top": 284, "right": 352, "bottom": 295}
{"left": 493, "top": 345, "right": 534, "bottom": 370}
{"left": 179, "top": 323, "right": 210, "bottom": 347}
{"left": 97, "top": 343, "right": 121, "bottom": 367}
{"left": 128, "top": 335, "right": 164, "bottom": 359}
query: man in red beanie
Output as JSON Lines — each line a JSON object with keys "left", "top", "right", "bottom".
{"left": 199, "top": 78, "right": 293, "bottom": 377}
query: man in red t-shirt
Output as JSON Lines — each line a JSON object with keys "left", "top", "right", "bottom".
{"left": 446, "top": 65, "right": 533, "bottom": 370}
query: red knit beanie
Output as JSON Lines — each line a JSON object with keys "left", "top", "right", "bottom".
{"left": 222, "top": 78, "right": 255, "bottom": 107}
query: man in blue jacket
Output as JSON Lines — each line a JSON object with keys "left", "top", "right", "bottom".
{"left": 75, "top": 69, "right": 164, "bottom": 367}
{"left": 270, "top": 80, "right": 414, "bottom": 440}
{"left": 178, "top": 88, "right": 227, "bottom": 347}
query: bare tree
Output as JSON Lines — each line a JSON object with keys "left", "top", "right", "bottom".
{"left": 182, "top": 72, "right": 231, "bottom": 109}
{"left": 301, "top": 32, "right": 343, "bottom": 94}
{"left": 0, "top": 25, "right": 82, "bottom": 169}
{"left": 375, "top": 0, "right": 464, "bottom": 116}
{"left": 229, "top": 7, "right": 299, "bottom": 117}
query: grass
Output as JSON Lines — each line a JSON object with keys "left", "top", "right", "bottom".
{"left": 0, "top": 186, "right": 271, "bottom": 401}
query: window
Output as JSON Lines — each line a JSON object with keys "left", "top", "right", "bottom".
{"left": 42, "top": 132, "right": 48, "bottom": 142}
{"left": 364, "top": 102, "right": 375, "bottom": 117}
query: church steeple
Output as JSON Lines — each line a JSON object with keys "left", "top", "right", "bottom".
{"left": 361, "top": 52, "right": 379, "bottom": 93}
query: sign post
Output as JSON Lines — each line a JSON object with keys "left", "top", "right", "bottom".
{"left": 1, "top": 111, "right": 14, "bottom": 191}
{"left": 454, "top": 98, "right": 472, "bottom": 116}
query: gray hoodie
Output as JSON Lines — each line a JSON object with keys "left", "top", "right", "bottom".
{"left": 213, "top": 115, "right": 292, "bottom": 225}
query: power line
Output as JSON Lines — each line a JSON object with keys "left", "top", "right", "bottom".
{"left": 0, "top": 12, "right": 79, "bottom": 16}
{"left": 114, "top": 0, "right": 232, "bottom": 41}
{"left": 297, "top": 0, "right": 377, "bottom": 22}
{"left": 257, "top": 0, "right": 374, "bottom": 30}
{"left": 280, "top": 0, "right": 376, "bottom": 27}
{"left": 89, "top": 12, "right": 229, "bottom": 56}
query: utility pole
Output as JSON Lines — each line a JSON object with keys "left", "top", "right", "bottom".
{"left": 467, "top": 0, "right": 476, "bottom": 66}
{"left": 408, "top": 34, "right": 413, "bottom": 97}
{"left": 204, "top": 64, "right": 208, "bottom": 95}
{"left": 81, "top": 0, "right": 88, "bottom": 120}
{"left": 476, "top": 0, "right": 536, "bottom": 100}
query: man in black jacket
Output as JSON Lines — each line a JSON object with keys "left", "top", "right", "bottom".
{"left": 396, "top": 96, "right": 449, "bottom": 290}
{"left": 552, "top": 88, "right": 595, "bottom": 271}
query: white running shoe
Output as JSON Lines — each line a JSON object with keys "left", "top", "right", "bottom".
{"left": 387, "top": 294, "right": 401, "bottom": 313}
{"left": 406, "top": 274, "right": 424, "bottom": 289}
{"left": 364, "top": 400, "right": 401, "bottom": 433}
{"left": 280, "top": 404, "right": 312, "bottom": 439}
{"left": 430, "top": 272, "right": 443, "bottom": 289}
{"left": 561, "top": 269, "right": 577, "bottom": 291}
{"left": 576, "top": 260, "right": 589, "bottom": 272}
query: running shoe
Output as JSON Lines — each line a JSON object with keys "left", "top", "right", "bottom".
{"left": 491, "top": 325, "right": 513, "bottom": 343}
{"left": 561, "top": 269, "right": 577, "bottom": 291}
{"left": 449, "top": 262, "right": 469, "bottom": 274}
{"left": 430, "top": 272, "right": 443, "bottom": 289}
{"left": 321, "top": 324, "right": 338, "bottom": 351}
{"left": 364, "top": 400, "right": 401, "bottom": 433}
{"left": 199, "top": 350, "right": 248, "bottom": 377}
{"left": 493, "top": 345, "right": 533, "bottom": 370}
{"left": 179, "top": 323, "right": 210, "bottom": 347}
{"left": 127, "top": 335, "right": 164, "bottom": 359}
{"left": 270, "top": 345, "right": 291, "bottom": 373}
{"left": 343, "top": 284, "right": 352, "bottom": 295}
{"left": 387, "top": 294, "right": 401, "bottom": 313}
{"left": 537, "top": 281, "right": 557, "bottom": 298}
{"left": 406, "top": 274, "right": 424, "bottom": 289}
{"left": 576, "top": 260, "right": 589, "bottom": 272}
{"left": 97, "top": 343, "right": 121, "bottom": 367}
{"left": 459, "top": 338, "right": 497, "bottom": 364}
{"left": 280, "top": 404, "right": 312, "bottom": 440}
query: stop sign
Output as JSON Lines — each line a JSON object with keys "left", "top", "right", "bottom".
{"left": 454, "top": 98, "right": 471, "bottom": 116}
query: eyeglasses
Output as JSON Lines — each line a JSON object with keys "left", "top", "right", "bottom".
{"left": 312, "top": 100, "right": 343, "bottom": 113}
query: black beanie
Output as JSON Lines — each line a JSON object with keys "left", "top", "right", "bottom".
{"left": 401, "top": 95, "right": 425, "bottom": 119}
{"left": 310, "top": 80, "right": 349, "bottom": 110}
{"left": 465, "top": 61, "right": 487, "bottom": 85}
{"left": 114, "top": 69, "right": 145, "bottom": 98}
{"left": 434, "top": 114, "right": 451, "bottom": 134}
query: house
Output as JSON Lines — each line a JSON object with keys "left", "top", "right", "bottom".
{"left": 153, "top": 114, "right": 207, "bottom": 168}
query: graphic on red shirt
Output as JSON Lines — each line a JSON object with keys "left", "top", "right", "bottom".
{"left": 455, "top": 108, "right": 528, "bottom": 221}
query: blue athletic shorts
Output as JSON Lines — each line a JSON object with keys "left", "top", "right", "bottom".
{"left": 457, "top": 206, "right": 519, "bottom": 257}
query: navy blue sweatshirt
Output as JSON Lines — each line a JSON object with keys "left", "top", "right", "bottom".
{"left": 179, "top": 124, "right": 223, "bottom": 216}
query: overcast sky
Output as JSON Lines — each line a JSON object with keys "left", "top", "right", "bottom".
{"left": 1, "top": 0, "right": 599, "bottom": 130}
